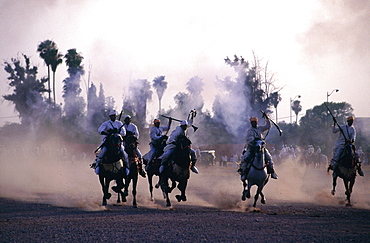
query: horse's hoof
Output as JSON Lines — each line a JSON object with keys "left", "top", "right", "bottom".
{"left": 242, "top": 194, "right": 246, "bottom": 201}
{"left": 331, "top": 190, "right": 335, "bottom": 195}
{"left": 246, "top": 190, "right": 251, "bottom": 199}
{"left": 166, "top": 202, "right": 171, "bottom": 207}
{"left": 346, "top": 203, "right": 352, "bottom": 207}
{"left": 132, "top": 204, "right": 138, "bottom": 208}
{"left": 105, "top": 193, "right": 112, "bottom": 200}
{"left": 102, "top": 199, "right": 107, "bottom": 206}
{"left": 182, "top": 195, "right": 187, "bottom": 201}
{"left": 111, "top": 186, "right": 122, "bottom": 193}
{"left": 123, "top": 191, "right": 129, "bottom": 197}
{"left": 175, "top": 195, "right": 182, "bottom": 202}
{"left": 261, "top": 198, "right": 266, "bottom": 204}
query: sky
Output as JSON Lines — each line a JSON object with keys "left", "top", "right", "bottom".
{"left": 0, "top": 0, "right": 369, "bottom": 126}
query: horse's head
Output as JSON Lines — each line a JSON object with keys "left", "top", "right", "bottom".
{"left": 177, "top": 135, "right": 192, "bottom": 151}
{"left": 106, "top": 133, "right": 123, "bottom": 155}
{"left": 124, "top": 133, "right": 139, "bottom": 155}
{"left": 251, "top": 139, "right": 265, "bottom": 153}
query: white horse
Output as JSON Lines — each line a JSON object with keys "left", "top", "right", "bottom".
{"left": 241, "top": 139, "right": 269, "bottom": 207}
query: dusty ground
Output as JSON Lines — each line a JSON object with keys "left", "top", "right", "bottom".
{"left": 1, "top": 155, "right": 369, "bottom": 242}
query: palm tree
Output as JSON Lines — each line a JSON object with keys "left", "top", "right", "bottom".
{"left": 152, "top": 76, "right": 167, "bottom": 114}
{"left": 50, "top": 49, "right": 63, "bottom": 107}
{"left": 270, "top": 91, "right": 282, "bottom": 122}
{"left": 292, "top": 100, "right": 302, "bottom": 124}
{"left": 37, "top": 40, "right": 58, "bottom": 104}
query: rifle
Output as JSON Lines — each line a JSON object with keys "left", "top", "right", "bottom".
{"left": 324, "top": 103, "right": 347, "bottom": 140}
{"left": 161, "top": 115, "right": 199, "bottom": 132}
{"left": 260, "top": 110, "right": 282, "bottom": 136}
{"left": 118, "top": 110, "right": 123, "bottom": 121}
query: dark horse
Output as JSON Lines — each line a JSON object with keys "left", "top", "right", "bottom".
{"left": 144, "top": 135, "right": 168, "bottom": 201}
{"left": 328, "top": 143, "right": 357, "bottom": 206}
{"left": 159, "top": 135, "right": 192, "bottom": 207}
{"left": 241, "top": 139, "right": 269, "bottom": 207}
{"left": 97, "top": 131, "right": 126, "bottom": 206}
{"left": 121, "top": 133, "right": 141, "bottom": 208}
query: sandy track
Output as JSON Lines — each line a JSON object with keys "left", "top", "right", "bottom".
{"left": 1, "top": 157, "right": 369, "bottom": 242}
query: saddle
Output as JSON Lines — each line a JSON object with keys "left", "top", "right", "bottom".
{"left": 102, "top": 160, "right": 123, "bottom": 173}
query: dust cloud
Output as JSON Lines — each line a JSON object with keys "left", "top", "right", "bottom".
{"left": 1, "top": 139, "right": 369, "bottom": 211}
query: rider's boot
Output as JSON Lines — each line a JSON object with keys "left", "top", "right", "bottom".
{"left": 357, "top": 163, "right": 364, "bottom": 176}
{"left": 92, "top": 157, "right": 102, "bottom": 175}
{"left": 138, "top": 159, "right": 146, "bottom": 178}
{"left": 267, "top": 164, "right": 278, "bottom": 179}
{"left": 238, "top": 160, "right": 250, "bottom": 181}
{"left": 190, "top": 159, "right": 199, "bottom": 174}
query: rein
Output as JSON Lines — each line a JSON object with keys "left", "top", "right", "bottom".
{"left": 251, "top": 162, "right": 268, "bottom": 171}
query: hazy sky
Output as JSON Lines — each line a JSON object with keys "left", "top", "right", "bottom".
{"left": 0, "top": 0, "right": 369, "bottom": 126}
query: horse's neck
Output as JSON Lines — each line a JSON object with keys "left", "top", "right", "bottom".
{"left": 252, "top": 150, "right": 264, "bottom": 168}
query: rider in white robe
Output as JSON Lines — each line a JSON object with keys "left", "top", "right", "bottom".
{"left": 329, "top": 116, "right": 363, "bottom": 176}
{"left": 93, "top": 110, "right": 129, "bottom": 175}
{"left": 238, "top": 115, "right": 278, "bottom": 180}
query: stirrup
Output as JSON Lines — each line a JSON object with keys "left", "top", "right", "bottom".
{"left": 271, "top": 173, "right": 278, "bottom": 179}
{"left": 191, "top": 166, "right": 199, "bottom": 174}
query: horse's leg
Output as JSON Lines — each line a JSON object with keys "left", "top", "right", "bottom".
{"left": 260, "top": 189, "right": 266, "bottom": 204}
{"left": 160, "top": 175, "right": 171, "bottom": 206}
{"left": 148, "top": 173, "right": 154, "bottom": 201}
{"left": 122, "top": 177, "right": 130, "bottom": 203}
{"left": 155, "top": 176, "right": 160, "bottom": 189}
{"left": 176, "top": 179, "right": 187, "bottom": 202}
{"left": 116, "top": 175, "right": 125, "bottom": 204}
{"left": 246, "top": 182, "right": 252, "bottom": 199}
{"left": 253, "top": 186, "right": 261, "bottom": 207}
{"left": 241, "top": 180, "right": 247, "bottom": 201}
{"left": 99, "top": 175, "right": 107, "bottom": 206}
{"left": 331, "top": 176, "right": 337, "bottom": 195}
{"left": 132, "top": 174, "right": 138, "bottom": 208}
{"left": 343, "top": 179, "right": 352, "bottom": 206}
{"left": 169, "top": 178, "right": 176, "bottom": 193}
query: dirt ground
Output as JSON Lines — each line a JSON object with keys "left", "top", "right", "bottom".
{"left": 1, "top": 156, "right": 369, "bottom": 242}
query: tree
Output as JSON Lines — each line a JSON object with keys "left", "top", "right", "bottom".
{"left": 292, "top": 100, "right": 302, "bottom": 124}
{"left": 299, "top": 102, "right": 354, "bottom": 154}
{"left": 3, "top": 54, "right": 48, "bottom": 128}
{"left": 50, "top": 49, "right": 63, "bottom": 107}
{"left": 37, "top": 40, "right": 61, "bottom": 105}
{"left": 186, "top": 76, "right": 204, "bottom": 111}
{"left": 216, "top": 53, "right": 281, "bottom": 142}
{"left": 63, "top": 48, "right": 85, "bottom": 126}
{"left": 123, "top": 79, "right": 152, "bottom": 129}
{"left": 152, "top": 76, "right": 167, "bottom": 114}
{"left": 270, "top": 91, "right": 282, "bottom": 122}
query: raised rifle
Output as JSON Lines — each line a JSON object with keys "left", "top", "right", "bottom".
{"left": 161, "top": 115, "right": 199, "bottom": 132}
{"left": 260, "top": 110, "right": 282, "bottom": 136}
{"left": 324, "top": 103, "right": 348, "bottom": 141}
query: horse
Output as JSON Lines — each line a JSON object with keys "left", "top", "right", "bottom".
{"left": 159, "top": 135, "right": 192, "bottom": 207}
{"left": 121, "top": 133, "right": 141, "bottom": 208}
{"left": 97, "top": 131, "right": 127, "bottom": 206}
{"left": 328, "top": 143, "right": 357, "bottom": 206}
{"left": 241, "top": 139, "right": 269, "bottom": 207}
{"left": 145, "top": 135, "right": 168, "bottom": 201}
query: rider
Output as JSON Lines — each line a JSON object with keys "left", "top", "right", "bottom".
{"left": 123, "top": 115, "right": 146, "bottom": 178}
{"left": 93, "top": 110, "right": 129, "bottom": 175}
{"left": 238, "top": 115, "right": 279, "bottom": 180}
{"left": 328, "top": 116, "right": 364, "bottom": 176}
{"left": 143, "top": 118, "right": 172, "bottom": 170}
{"left": 159, "top": 120, "right": 199, "bottom": 174}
